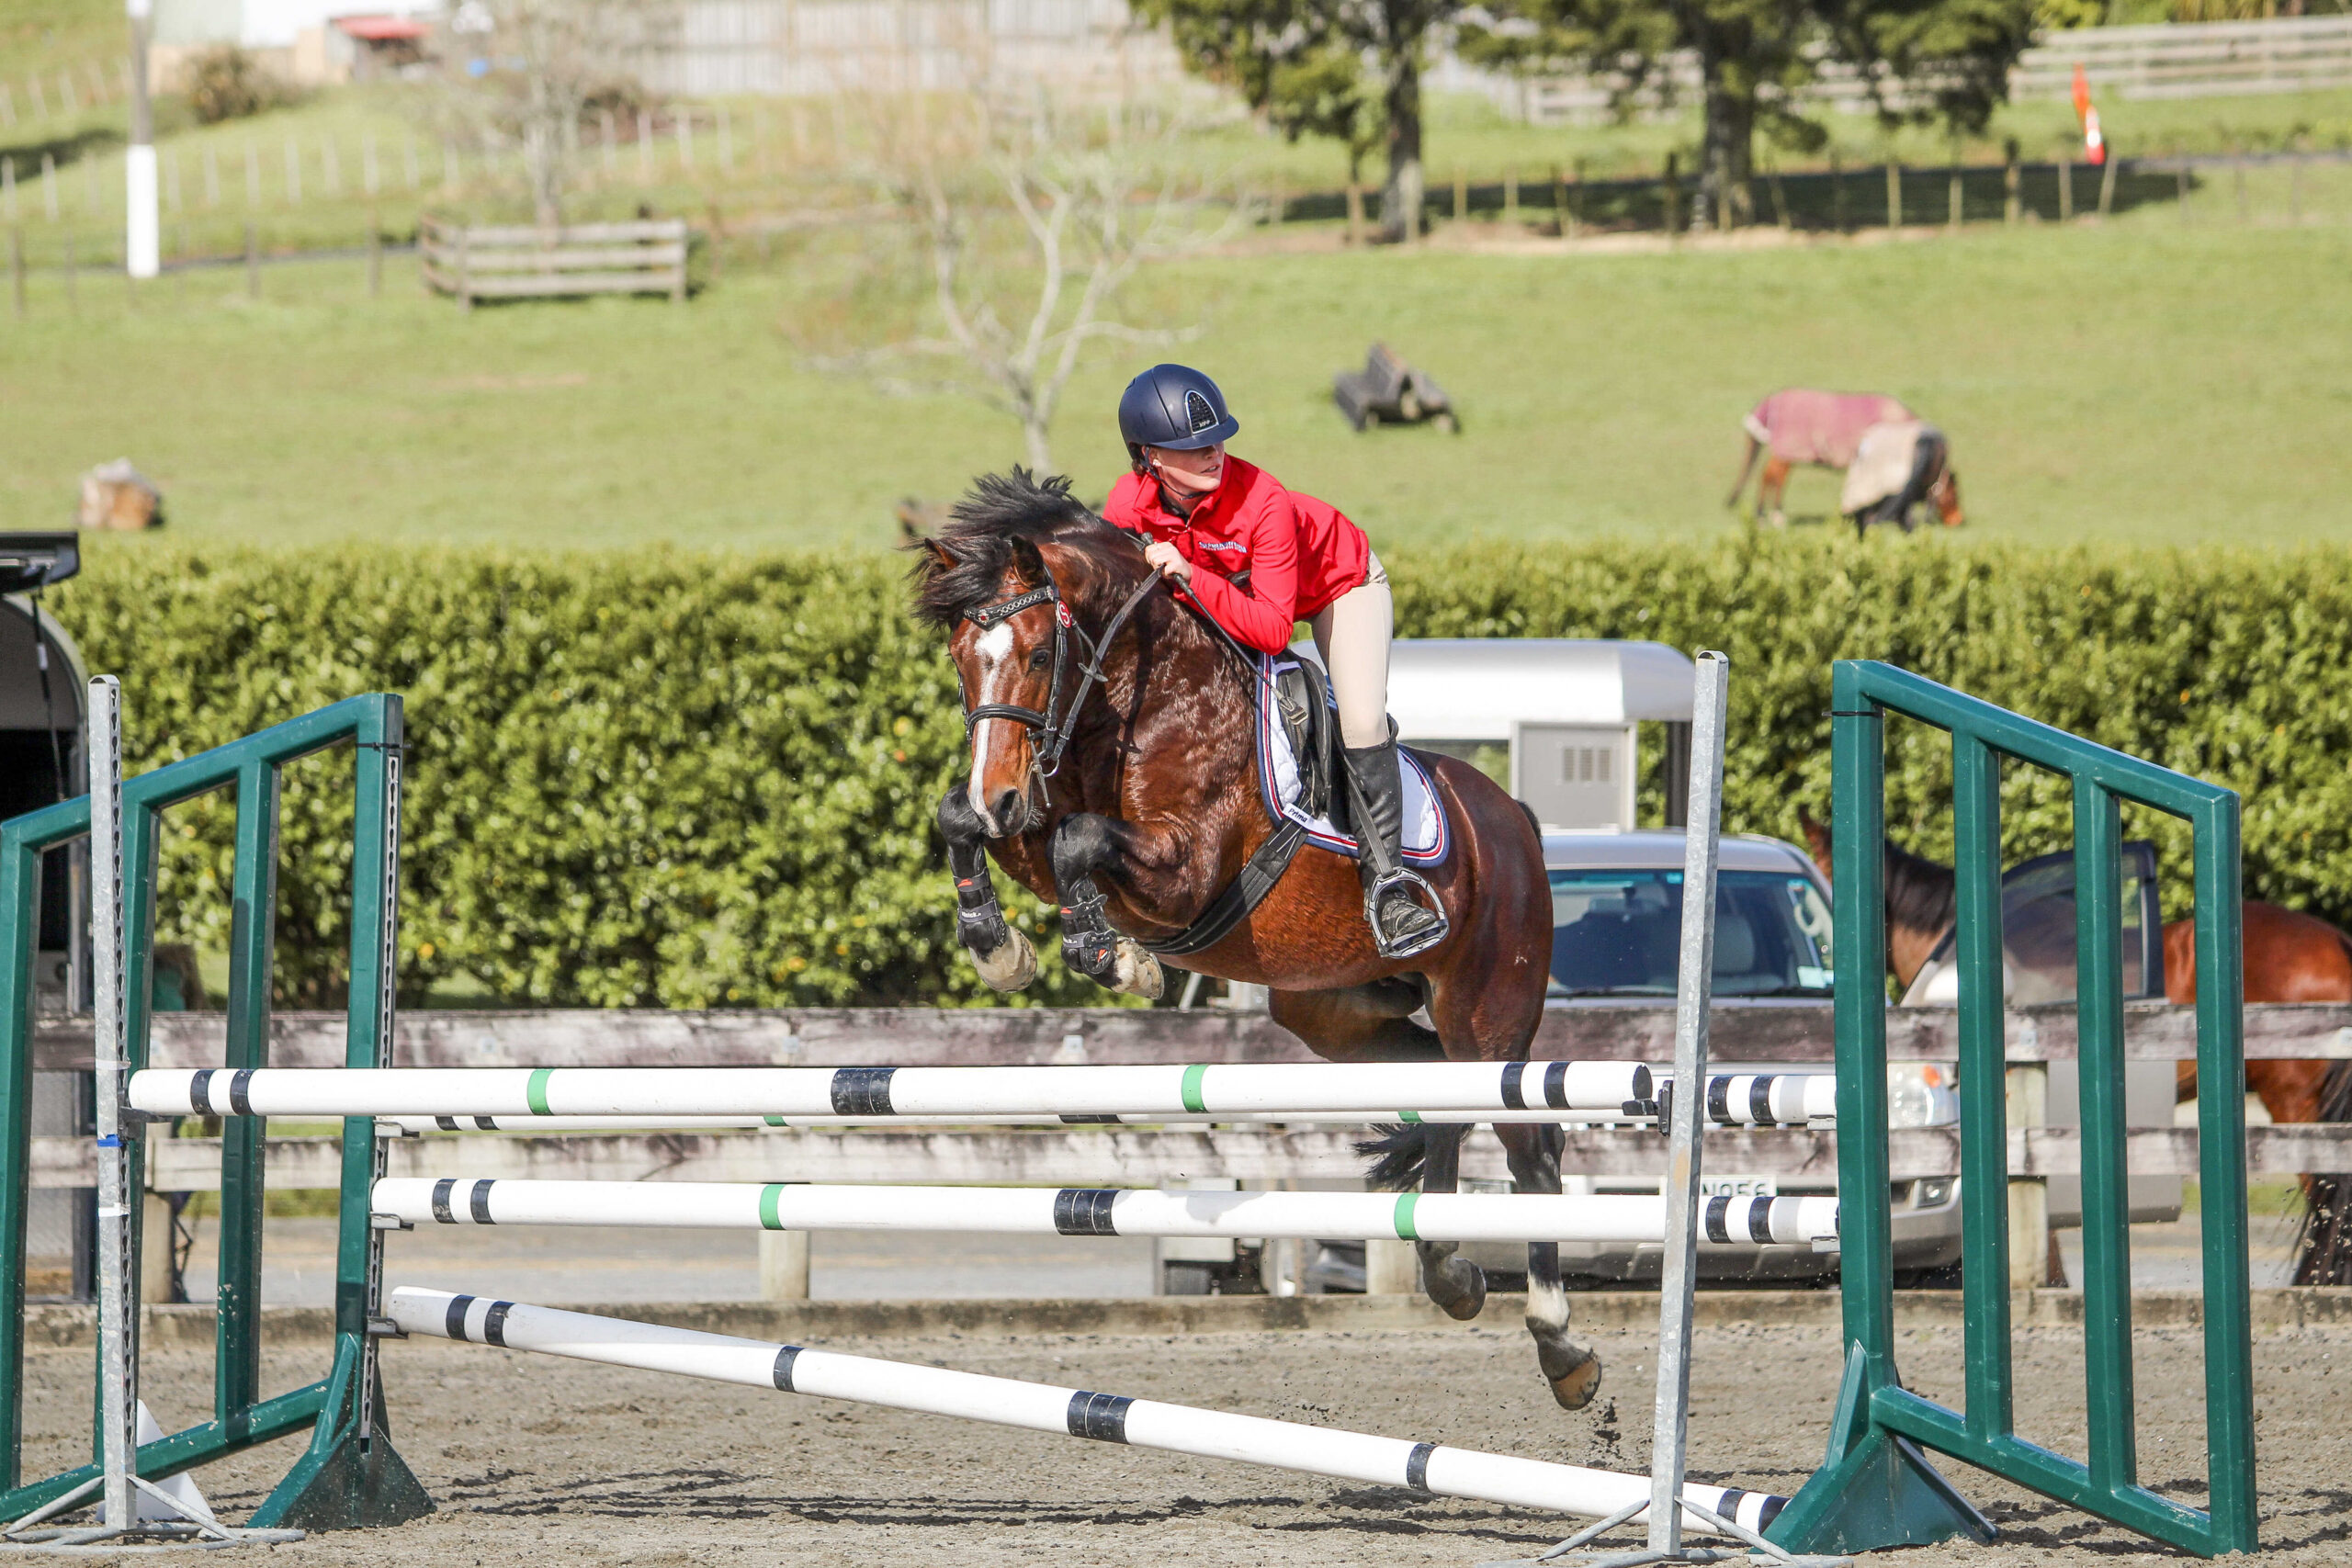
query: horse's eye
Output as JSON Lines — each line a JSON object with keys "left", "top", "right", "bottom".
{"left": 1028, "top": 649, "right": 1051, "bottom": 671}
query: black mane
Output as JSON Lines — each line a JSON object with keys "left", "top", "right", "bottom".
{"left": 909, "top": 469, "right": 1134, "bottom": 628}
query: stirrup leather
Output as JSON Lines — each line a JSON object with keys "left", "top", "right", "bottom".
{"left": 1363, "top": 865, "right": 1447, "bottom": 959}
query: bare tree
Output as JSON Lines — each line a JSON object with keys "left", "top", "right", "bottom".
{"left": 834, "top": 87, "right": 1253, "bottom": 472}
{"left": 440, "top": 0, "right": 641, "bottom": 227}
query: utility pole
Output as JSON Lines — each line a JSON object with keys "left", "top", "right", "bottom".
{"left": 125, "top": 0, "right": 158, "bottom": 278}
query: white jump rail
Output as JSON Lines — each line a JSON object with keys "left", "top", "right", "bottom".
{"left": 385, "top": 1287, "right": 1787, "bottom": 1535}
{"left": 372, "top": 1177, "right": 1841, "bottom": 1247}
{"left": 131, "top": 1063, "right": 1838, "bottom": 1124}
{"left": 130, "top": 1061, "right": 1659, "bottom": 1120}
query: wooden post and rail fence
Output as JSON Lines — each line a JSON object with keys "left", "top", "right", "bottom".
{"left": 417, "top": 214, "right": 688, "bottom": 309}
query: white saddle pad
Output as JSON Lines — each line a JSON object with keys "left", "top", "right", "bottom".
{"left": 1254, "top": 656, "right": 1448, "bottom": 866}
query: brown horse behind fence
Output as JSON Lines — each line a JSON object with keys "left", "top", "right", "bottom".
{"left": 910, "top": 471, "right": 1603, "bottom": 1410}
{"left": 1800, "top": 812, "right": 2352, "bottom": 1284}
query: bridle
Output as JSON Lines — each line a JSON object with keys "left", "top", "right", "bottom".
{"left": 960, "top": 564, "right": 1163, "bottom": 789}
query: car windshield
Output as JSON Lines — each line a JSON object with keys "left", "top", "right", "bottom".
{"left": 1548, "top": 868, "right": 1834, "bottom": 998}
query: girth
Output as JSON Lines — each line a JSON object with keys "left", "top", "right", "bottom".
{"left": 1138, "top": 818, "right": 1308, "bottom": 959}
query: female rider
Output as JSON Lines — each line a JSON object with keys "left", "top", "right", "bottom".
{"left": 1104, "top": 363, "right": 1446, "bottom": 959}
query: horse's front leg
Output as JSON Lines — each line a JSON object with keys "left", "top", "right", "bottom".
{"left": 938, "top": 784, "right": 1036, "bottom": 992}
{"left": 1048, "top": 812, "right": 1164, "bottom": 999}
{"left": 1498, "top": 1121, "right": 1603, "bottom": 1411}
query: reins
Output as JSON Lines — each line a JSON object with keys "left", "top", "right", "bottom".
{"left": 960, "top": 564, "right": 1164, "bottom": 783}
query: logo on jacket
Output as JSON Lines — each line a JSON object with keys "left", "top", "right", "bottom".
{"left": 1196, "top": 537, "right": 1246, "bottom": 554}
{"left": 1184, "top": 390, "right": 1217, "bottom": 433}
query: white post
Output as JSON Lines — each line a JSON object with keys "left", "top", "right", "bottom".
{"left": 1648, "top": 649, "right": 1728, "bottom": 1557}
{"left": 123, "top": 0, "right": 157, "bottom": 277}
{"left": 90, "top": 676, "right": 134, "bottom": 1529}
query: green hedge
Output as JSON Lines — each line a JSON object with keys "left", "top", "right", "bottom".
{"left": 38, "top": 536, "right": 2352, "bottom": 1006}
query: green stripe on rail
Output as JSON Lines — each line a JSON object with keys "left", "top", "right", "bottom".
{"left": 1181, "top": 1064, "right": 1208, "bottom": 1114}
{"left": 759, "top": 1183, "right": 784, "bottom": 1230}
{"left": 526, "top": 1067, "right": 554, "bottom": 1117}
{"left": 1393, "top": 1192, "right": 1419, "bottom": 1240}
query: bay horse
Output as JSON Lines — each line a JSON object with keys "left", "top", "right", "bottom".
{"left": 1799, "top": 812, "right": 2352, "bottom": 1284}
{"left": 910, "top": 471, "right": 1600, "bottom": 1410}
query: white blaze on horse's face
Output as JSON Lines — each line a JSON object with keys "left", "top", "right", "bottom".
{"left": 966, "top": 615, "right": 1034, "bottom": 837}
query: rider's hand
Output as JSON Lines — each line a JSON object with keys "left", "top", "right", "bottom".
{"left": 1143, "top": 541, "right": 1193, "bottom": 584}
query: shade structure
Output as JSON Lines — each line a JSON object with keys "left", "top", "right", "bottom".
{"left": 385, "top": 1287, "right": 1786, "bottom": 1533}
{"left": 373, "top": 1178, "right": 1841, "bottom": 1247}
{"left": 131, "top": 1060, "right": 1657, "bottom": 1121}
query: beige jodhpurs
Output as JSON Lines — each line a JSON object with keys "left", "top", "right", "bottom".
{"left": 1306, "top": 553, "right": 1392, "bottom": 750}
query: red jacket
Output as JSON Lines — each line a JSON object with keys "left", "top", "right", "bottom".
{"left": 1102, "top": 457, "right": 1371, "bottom": 656}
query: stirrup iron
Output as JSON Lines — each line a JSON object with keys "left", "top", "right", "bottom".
{"left": 1364, "top": 865, "right": 1447, "bottom": 959}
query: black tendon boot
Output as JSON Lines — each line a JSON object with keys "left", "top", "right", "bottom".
{"left": 1343, "top": 739, "right": 1449, "bottom": 958}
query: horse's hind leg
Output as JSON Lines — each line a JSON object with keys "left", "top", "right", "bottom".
{"left": 1413, "top": 1122, "right": 1487, "bottom": 1321}
{"left": 1499, "top": 1122, "right": 1603, "bottom": 1411}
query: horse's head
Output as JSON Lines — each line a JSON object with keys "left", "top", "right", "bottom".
{"left": 1930, "top": 465, "right": 1963, "bottom": 527}
{"left": 910, "top": 470, "right": 1141, "bottom": 838}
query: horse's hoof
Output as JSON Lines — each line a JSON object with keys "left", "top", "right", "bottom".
{"left": 1110, "top": 941, "right": 1164, "bottom": 999}
{"left": 1422, "top": 1246, "right": 1487, "bottom": 1321}
{"left": 1544, "top": 1347, "right": 1603, "bottom": 1411}
{"left": 970, "top": 931, "right": 1037, "bottom": 992}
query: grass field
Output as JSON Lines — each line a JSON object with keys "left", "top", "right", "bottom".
{"left": 1, "top": 212, "right": 2343, "bottom": 552}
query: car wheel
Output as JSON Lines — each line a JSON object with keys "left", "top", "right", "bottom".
{"left": 1162, "top": 1262, "right": 1215, "bottom": 1296}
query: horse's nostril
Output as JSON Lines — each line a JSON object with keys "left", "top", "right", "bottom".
{"left": 988, "top": 788, "right": 1024, "bottom": 833}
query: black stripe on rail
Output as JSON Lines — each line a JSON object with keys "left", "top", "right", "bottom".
{"left": 1066, "top": 1392, "right": 1133, "bottom": 1443}
{"left": 446, "top": 1293, "right": 476, "bottom": 1341}
{"left": 483, "top": 1301, "right": 514, "bottom": 1348}
{"left": 772, "top": 1346, "right": 802, "bottom": 1392}
{"left": 1542, "top": 1061, "right": 1569, "bottom": 1109}
{"left": 1717, "top": 1489, "right": 1750, "bottom": 1526}
{"left": 829, "top": 1067, "right": 897, "bottom": 1117}
{"left": 1500, "top": 1062, "right": 1528, "bottom": 1111}
{"left": 1704, "top": 1196, "right": 1732, "bottom": 1245}
{"left": 435, "top": 1117, "right": 460, "bottom": 1132}
{"left": 1053, "top": 1190, "right": 1120, "bottom": 1235}
{"left": 188, "top": 1069, "right": 217, "bottom": 1116}
{"left": 1706, "top": 1076, "right": 1732, "bottom": 1125}
{"left": 431, "top": 1179, "right": 458, "bottom": 1224}
{"left": 228, "top": 1068, "right": 256, "bottom": 1116}
{"left": 469, "top": 1179, "right": 497, "bottom": 1224}
{"left": 1751, "top": 1075, "right": 1778, "bottom": 1125}
{"left": 1756, "top": 1495, "right": 1785, "bottom": 1530}
{"left": 1750, "top": 1200, "right": 1777, "bottom": 1244}
{"left": 1405, "top": 1441, "right": 1436, "bottom": 1491}
{"left": 1060, "top": 1114, "right": 1119, "bottom": 1124}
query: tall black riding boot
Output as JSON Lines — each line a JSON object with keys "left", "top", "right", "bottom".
{"left": 1343, "top": 739, "right": 1449, "bottom": 958}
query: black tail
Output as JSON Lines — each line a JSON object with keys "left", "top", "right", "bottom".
{"left": 2293, "top": 1061, "right": 2352, "bottom": 1286}
{"left": 1355, "top": 1122, "right": 1468, "bottom": 1192}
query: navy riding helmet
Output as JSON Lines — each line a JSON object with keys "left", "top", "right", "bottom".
{"left": 1118, "top": 364, "right": 1239, "bottom": 457}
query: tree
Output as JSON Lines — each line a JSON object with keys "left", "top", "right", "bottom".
{"left": 1462, "top": 0, "right": 2037, "bottom": 230}
{"left": 1136, "top": 0, "right": 1458, "bottom": 243}
{"left": 823, "top": 90, "right": 1250, "bottom": 471}
{"left": 438, "top": 0, "right": 641, "bottom": 228}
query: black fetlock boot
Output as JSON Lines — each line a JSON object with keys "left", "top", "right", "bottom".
{"left": 1342, "top": 739, "right": 1449, "bottom": 959}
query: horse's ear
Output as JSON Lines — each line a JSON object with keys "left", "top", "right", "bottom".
{"left": 920, "top": 539, "right": 955, "bottom": 572}
{"left": 1796, "top": 808, "right": 1833, "bottom": 873}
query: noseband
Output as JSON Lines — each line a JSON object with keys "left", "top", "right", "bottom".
{"left": 961, "top": 567, "right": 1162, "bottom": 783}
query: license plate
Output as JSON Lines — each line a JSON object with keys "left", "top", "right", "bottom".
{"left": 1699, "top": 1175, "right": 1777, "bottom": 1199}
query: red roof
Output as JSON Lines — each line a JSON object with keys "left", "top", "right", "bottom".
{"left": 334, "top": 15, "right": 431, "bottom": 41}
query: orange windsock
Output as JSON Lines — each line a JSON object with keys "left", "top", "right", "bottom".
{"left": 2072, "top": 62, "right": 2092, "bottom": 123}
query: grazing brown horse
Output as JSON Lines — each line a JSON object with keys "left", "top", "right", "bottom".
{"left": 910, "top": 471, "right": 1597, "bottom": 1408}
{"left": 1800, "top": 812, "right": 2352, "bottom": 1283}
